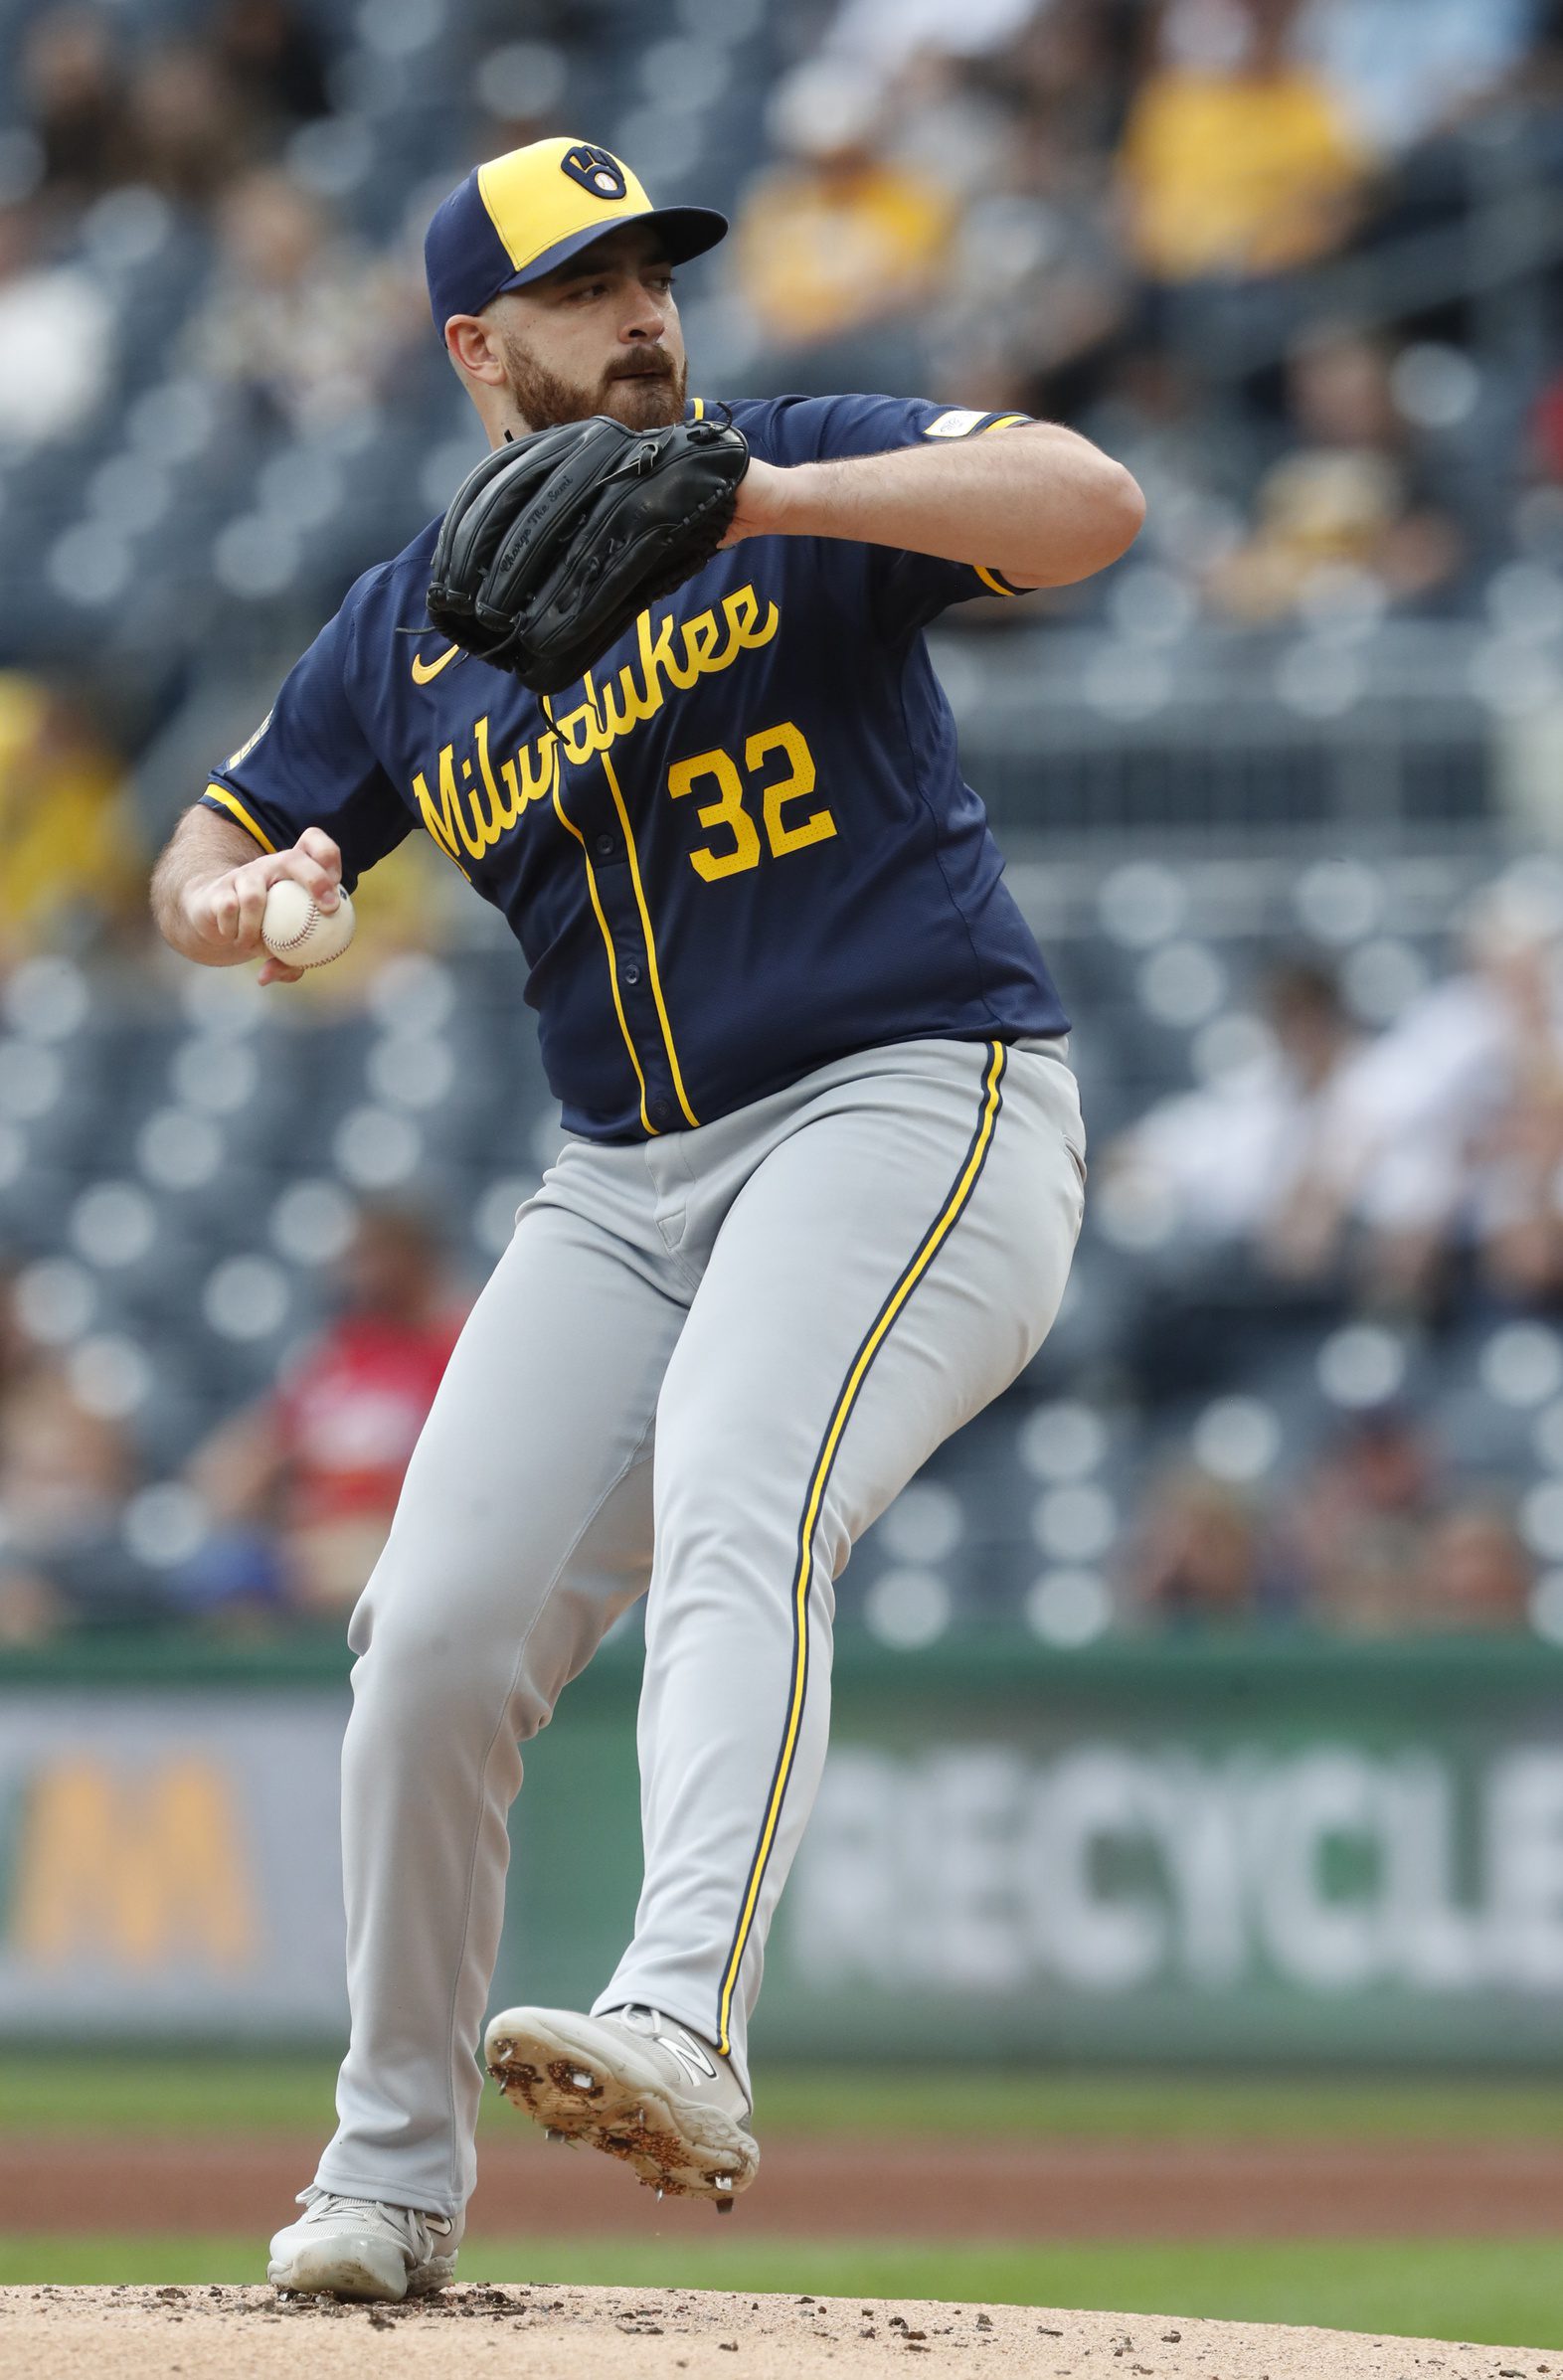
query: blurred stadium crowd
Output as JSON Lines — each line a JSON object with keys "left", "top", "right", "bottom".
{"left": 4, "top": 0, "right": 1563, "bottom": 1645}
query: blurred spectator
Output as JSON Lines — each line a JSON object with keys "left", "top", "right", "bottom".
{"left": 1118, "top": 0, "right": 1369, "bottom": 284}
{"left": 20, "top": 6, "right": 140, "bottom": 208}
{"left": 1000, "top": 0, "right": 1139, "bottom": 161}
{"left": 1272, "top": 1404, "right": 1437, "bottom": 1630}
{"left": 1298, "top": 0, "right": 1534, "bottom": 154}
{"left": 212, "top": 0, "right": 332, "bottom": 140}
{"left": 1420, "top": 1501, "right": 1532, "bottom": 1630}
{"left": 1101, "top": 957, "right": 1367, "bottom": 1271}
{"left": 1114, "top": 873, "right": 1563, "bottom": 1317}
{"left": 1529, "top": 360, "right": 1563, "bottom": 491}
{"left": 127, "top": 44, "right": 253, "bottom": 209}
{"left": 0, "top": 1263, "right": 136, "bottom": 1640}
{"left": 1204, "top": 325, "right": 1464, "bottom": 622}
{"left": 0, "top": 676, "right": 143, "bottom": 963}
{"left": 1195, "top": 1410, "right": 1532, "bottom": 1635}
{"left": 1320, "top": 872, "right": 1563, "bottom": 1310}
{"left": 733, "top": 61, "right": 955, "bottom": 373}
{"left": 0, "top": 200, "right": 113, "bottom": 444}
{"left": 182, "top": 169, "right": 390, "bottom": 432}
{"left": 877, "top": 49, "right": 1013, "bottom": 213}
{"left": 1461, "top": 888, "right": 1563, "bottom": 1309}
{"left": 1128, "top": 1463, "right": 1265, "bottom": 1624}
{"left": 922, "top": 15, "right": 1132, "bottom": 415}
{"left": 184, "top": 1205, "right": 468, "bottom": 1616}
{"left": 823, "top": 0, "right": 1039, "bottom": 79}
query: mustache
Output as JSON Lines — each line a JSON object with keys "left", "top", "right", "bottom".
{"left": 608, "top": 354, "right": 674, "bottom": 381}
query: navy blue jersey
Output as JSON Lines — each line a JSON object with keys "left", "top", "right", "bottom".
{"left": 202, "top": 393, "right": 1070, "bottom": 1141}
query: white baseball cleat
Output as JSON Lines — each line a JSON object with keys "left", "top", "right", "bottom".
{"left": 484, "top": 2001, "right": 759, "bottom": 2207}
{"left": 266, "top": 2185, "right": 460, "bottom": 2300}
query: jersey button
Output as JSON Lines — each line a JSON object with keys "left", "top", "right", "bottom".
{"left": 595, "top": 832, "right": 615, "bottom": 856}
{"left": 649, "top": 1098, "right": 671, "bottom": 1125}
{"left": 621, "top": 960, "right": 642, "bottom": 986}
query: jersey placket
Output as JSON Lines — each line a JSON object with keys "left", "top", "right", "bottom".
{"left": 545, "top": 692, "right": 696, "bottom": 1138}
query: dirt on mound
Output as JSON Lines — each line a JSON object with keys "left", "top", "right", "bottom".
{"left": 0, "top": 2285, "right": 1545, "bottom": 2380}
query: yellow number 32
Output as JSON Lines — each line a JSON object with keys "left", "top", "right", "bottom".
{"left": 668, "top": 722, "right": 837, "bottom": 883}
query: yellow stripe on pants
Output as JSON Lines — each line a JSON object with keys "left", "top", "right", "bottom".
{"left": 715, "top": 1039, "right": 1009, "bottom": 2053}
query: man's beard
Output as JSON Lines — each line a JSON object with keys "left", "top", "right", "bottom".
{"left": 499, "top": 333, "right": 687, "bottom": 432}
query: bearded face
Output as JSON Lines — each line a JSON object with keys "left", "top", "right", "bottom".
{"left": 462, "top": 225, "right": 690, "bottom": 437}
{"left": 496, "top": 319, "right": 687, "bottom": 433}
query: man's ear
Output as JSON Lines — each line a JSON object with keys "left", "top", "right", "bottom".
{"left": 444, "top": 312, "right": 506, "bottom": 385}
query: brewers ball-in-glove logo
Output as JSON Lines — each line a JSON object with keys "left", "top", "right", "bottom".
{"left": 561, "top": 144, "right": 628, "bottom": 201}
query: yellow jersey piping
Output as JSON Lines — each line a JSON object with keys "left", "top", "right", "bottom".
{"left": 714, "top": 1038, "right": 1009, "bottom": 2055}
{"left": 598, "top": 740, "right": 698, "bottom": 1128}
{"left": 202, "top": 784, "right": 276, "bottom": 853}
{"left": 691, "top": 396, "right": 705, "bottom": 422}
{"left": 544, "top": 698, "right": 656, "bottom": 1136}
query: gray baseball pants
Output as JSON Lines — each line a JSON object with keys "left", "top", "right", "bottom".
{"left": 312, "top": 1031, "right": 1085, "bottom": 2220}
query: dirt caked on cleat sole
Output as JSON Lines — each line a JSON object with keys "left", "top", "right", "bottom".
{"left": 484, "top": 2003, "right": 759, "bottom": 2204}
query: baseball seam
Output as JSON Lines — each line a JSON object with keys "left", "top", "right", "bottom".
{"left": 265, "top": 892, "right": 351, "bottom": 960}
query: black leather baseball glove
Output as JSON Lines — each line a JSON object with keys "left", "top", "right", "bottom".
{"left": 426, "top": 412, "right": 750, "bottom": 696}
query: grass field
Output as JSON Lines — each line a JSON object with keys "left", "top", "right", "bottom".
{"left": 0, "top": 2234, "right": 1556, "bottom": 2347}
{"left": 5, "top": 2058, "right": 1561, "bottom": 2349}
{"left": 7, "top": 2054, "right": 1563, "bottom": 2144}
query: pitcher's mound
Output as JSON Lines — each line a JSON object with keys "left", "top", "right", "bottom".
{"left": 0, "top": 2283, "right": 1538, "bottom": 2378}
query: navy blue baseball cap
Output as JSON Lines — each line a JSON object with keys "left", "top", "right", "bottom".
{"left": 425, "top": 136, "right": 728, "bottom": 335}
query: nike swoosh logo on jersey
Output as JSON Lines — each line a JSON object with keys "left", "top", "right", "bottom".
{"left": 411, "top": 642, "right": 459, "bottom": 684}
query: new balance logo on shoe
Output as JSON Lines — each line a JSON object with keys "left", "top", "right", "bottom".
{"left": 658, "top": 2025, "right": 718, "bottom": 2087}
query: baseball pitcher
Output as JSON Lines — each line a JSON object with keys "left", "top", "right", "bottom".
{"left": 150, "top": 135, "right": 1142, "bottom": 2300}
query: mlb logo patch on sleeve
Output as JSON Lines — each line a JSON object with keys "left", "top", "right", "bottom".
{"left": 923, "top": 409, "right": 986, "bottom": 438}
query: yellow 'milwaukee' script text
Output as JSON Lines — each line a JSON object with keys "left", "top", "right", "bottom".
{"left": 411, "top": 583, "right": 781, "bottom": 870}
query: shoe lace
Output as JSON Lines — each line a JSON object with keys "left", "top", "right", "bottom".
{"left": 302, "top": 2190, "right": 378, "bottom": 2222}
{"left": 300, "top": 2188, "right": 450, "bottom": 2240}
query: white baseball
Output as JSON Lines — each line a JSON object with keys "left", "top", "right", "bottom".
{"left": 260, "top": 879, "right": 357, "bottom": 968}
